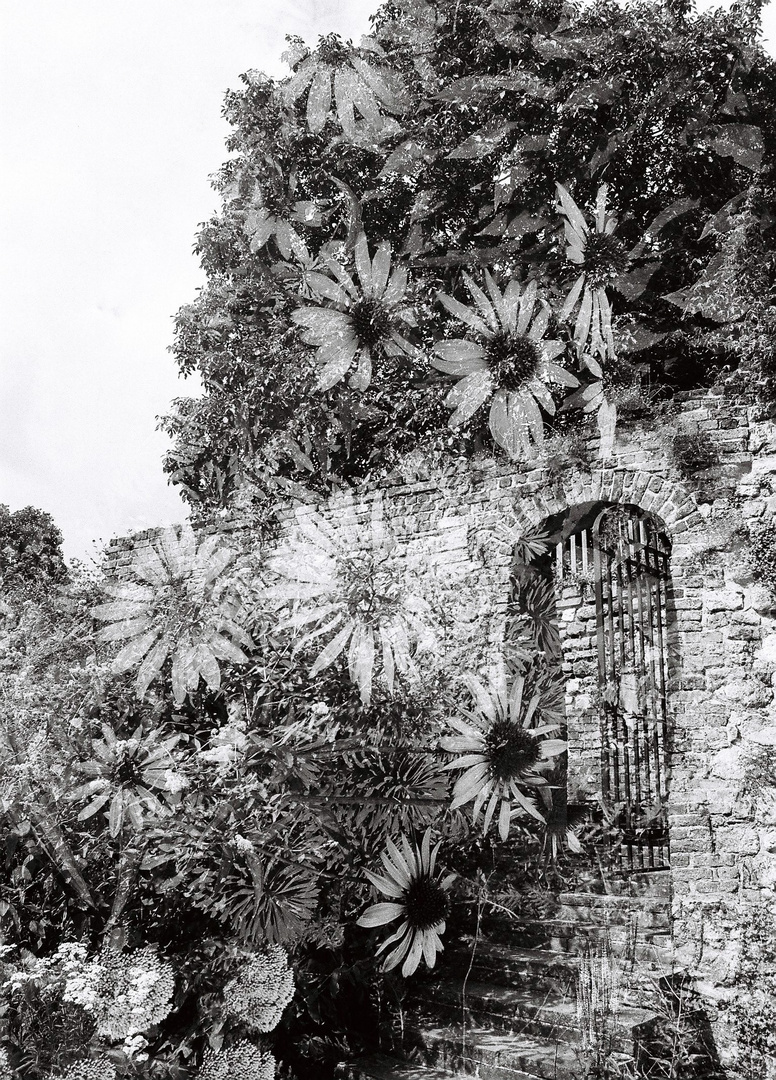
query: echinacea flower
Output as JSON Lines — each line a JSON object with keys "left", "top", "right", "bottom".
{"left": 283, "top": 33, "right": 406, "bottom": 140}
{"left": 357, "top": 828, "right": 454, "bottom": 977}
{"left": 291, "top": 231, "right": 418, "bottom": 391}
{"left": 69, "top": 724, "right": 180, "bottom": 836}
{"left": 244, "top": 180, "right": 321, "bottom": 261}
{"left": 93, "top": 524, "right": 253, "bottom": 703}
{"left": 432, "top": 271, "right": 577, "bottom": 459}
{"left": 440, "top": 669, "right": 567, "bottom": 840}
{"left": 556, "top": 182, "right": 630, "bottom": 367}
{"left": 266, "top": 496, "right": 432, "bottom": 705}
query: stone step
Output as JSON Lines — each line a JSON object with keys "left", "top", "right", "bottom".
{"left": 446, "top": 942, "right": 579, "bottom": 994}
{"left": 547, "top": 921, "right": 673, "bottom": 964}
{"left": 446, "top": 939, "right": 664, "bottom": 1003}
{"left": 557, "top": 891, "right": 672, "bottom": 915}
{"left": 336, "top": 1054, "right": 543, "bottom": 1080}
{"left": 556, "top": 893, "right": 671, "bottom": 931}
{"left": 399, "top": 1022, "right": 633, "bottom": 1080}
{"left": 410, "top": 978, "right": 656, "bottom": 1053}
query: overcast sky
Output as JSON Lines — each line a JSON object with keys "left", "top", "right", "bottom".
{"left": 1, "top": 1, "right": 774, "bottom": 563}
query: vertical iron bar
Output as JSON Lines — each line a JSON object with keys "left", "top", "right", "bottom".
{"left": 593, "top": 518, "right": 613, "bottom": 806}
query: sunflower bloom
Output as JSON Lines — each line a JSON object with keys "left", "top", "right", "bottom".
{"left": 555, "top": 182, "right": 631, "bottom": 367}
{"left": 432, "top": 271, "right": 577, "bottom": 459}
{"left": 291, "top": 231, "right": 418, "bottom": 391}
{"left": 93, "top": 524, "right": 253, "bottom": 703}
{"left": 357, "top": 828, "right": 454, "bottom": 977}
{"left": 283, "top": 33, "right": 406, "bottom": 140}
{"left": 440, "top": 669, "right": 567, "bottom": 841}
{"left": 266, "top": 496, "right": 432, "bottom": 705}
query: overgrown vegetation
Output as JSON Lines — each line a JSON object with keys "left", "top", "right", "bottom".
{"left": 4, "top": 0, "right": 776, "bottom": 1077}
{"left": 158, "top": 0, "right": 776, "bottom": 516}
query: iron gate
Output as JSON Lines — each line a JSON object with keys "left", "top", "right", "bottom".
{"left": 590, "top": 505, "right": 671, "bottom": 870}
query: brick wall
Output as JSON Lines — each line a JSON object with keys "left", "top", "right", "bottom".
{"left": 106, "top": 391, "right": 776, "bottom": 985}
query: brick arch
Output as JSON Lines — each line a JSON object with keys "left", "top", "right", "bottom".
{"left": 499, "top": 466, "right": 703, "bottom": 540}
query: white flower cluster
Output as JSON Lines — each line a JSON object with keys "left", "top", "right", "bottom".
{"left": 0, "top": 1047, "right": 12, "bottom": 1080}
{"left": 163, "top": 768, "right": 189, "bottom": 794}
{"left": 198, "top": 1040, "right": 275, "bottom": 1080}
{"left": 59, "top": 1058, "right": 117, "bottom": 1080}
{"left": 223, "top": 946, "right": 294, "bottom": 1033}
{"left": 62, "top": 946, "right": 175, "bottom": 1040}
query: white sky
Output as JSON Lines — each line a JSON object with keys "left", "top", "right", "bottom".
{"left": 1, "top": 1, "right": 774, "bottom": 563}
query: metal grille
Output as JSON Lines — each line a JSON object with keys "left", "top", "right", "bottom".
{"left": 590, "top": 505, "right": 671, "bottom": 871}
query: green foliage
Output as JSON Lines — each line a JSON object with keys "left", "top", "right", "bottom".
{"left": 159, "top": 0, "right": 776, "bottom": 514}
{"left": 747, "top": 520, "right": 776, "bottom": 597}
{"left": 0, "top": 505, "right": 67, "bottom": 598}
{"left": 669, "top": 429, "right": 720, "bottom": 479}
{"left": 728, "top": 902, "right": 776, "bottom": 1078}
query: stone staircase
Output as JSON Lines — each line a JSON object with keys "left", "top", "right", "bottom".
{"left": 336, "top": 872, "right": 681, "bottom": 1080}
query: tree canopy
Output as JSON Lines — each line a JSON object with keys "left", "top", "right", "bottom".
{"left": 0, "top": 505, "right": 67, "bottom": 597}
{"left": 160, "top": 0, "right": 776, "bottom": 516}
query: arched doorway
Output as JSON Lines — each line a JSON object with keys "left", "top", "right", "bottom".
{"left": 509, "top": 501, "right": 672, "bottom": 873}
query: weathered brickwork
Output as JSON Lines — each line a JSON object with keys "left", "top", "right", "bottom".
{"left": 107, "top": 391, "right": 776, "bottom": 988}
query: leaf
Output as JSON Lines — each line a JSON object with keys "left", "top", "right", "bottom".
{"left": 447, "top": 121, "right": 518, "bottom": 160}
{"left": 109, "top": 793, "right": 125, "bottom": 838}
{"left": 331, "top": 177, "right": 363, "bottom": 250}
{"left": 564, "top": 79, "right": 620, "bottom": 111}
{"left": 135, "top": 638, "right": 170, "bottom": 699}
{"left": 559, "top": 381, "right": 603, "bottom": 414}
{"left": 96, "top": 615, "right": 154, "bottom": 642}
{"left": 307, "top": 67, "right": 332, "bottom": 134}
{"left": 207, "top": 633, "right": 250, "bottom": 665}
{"left": 111, "top": 630, "right": 161, "bottom": 673}
{"left": 131, "top": 546, "right": 170, "bottom": 587}
{"left": 701, "top": 124, "right": 763, "bottom": 172}
{"left": 699, "top": 193, "right": 746, "bottom": 240}
{"left": 379, "top": 139, "right": 435, "bottom": 177}
{"left": 92, "top": 599, "right": 149, "bottom": 622}
{"left": 612, "top": 263, "right": 660, "bottom": 300}
{"left": 195, "top": 644, "right": 222, "bottom": 691}
{"left": 309, "top": 622, "right": 354, "bottom": 677}
{"left": 434, "top": 72, "right": 546, "bottom": 103}
{"left": 504, "top": 212, "right": 547, "bottom": 239}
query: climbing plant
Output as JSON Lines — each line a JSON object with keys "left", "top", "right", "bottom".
{"left": 159, "top": 0, "right": 776, "bottom": 514}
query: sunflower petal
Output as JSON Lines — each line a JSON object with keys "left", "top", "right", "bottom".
{"left": 446, "top": 370, "right": 493, "bottom": 427}
{"left": 462, "top": 272, "right": 498, "bottom": 330}
{"left": 555, "top": 182, "right": 589, "bottom": 242}
{"left": 402, "top": 935, "right": 425, "bottom": 977}
{"left": 364, "top": 869, "right": 405, "bottom": 898}
{"left": 354, "top": 232, "right": 374, "bottom": 295}
{"left": 357, "top": 902, "right": 405, "bottom": 927}
{"left": 498, "top": 798, "right": 512, "bottom": 841}
{"left": 438, "top": 292, "right": 490, "bottom": 336}
{"left": 371, "top": 242, "right": 392, "bottom": 297}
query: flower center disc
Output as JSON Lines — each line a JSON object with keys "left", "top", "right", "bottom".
{"left": 405, "top": 874, "right": 450, "bottom": 930}
{"left": 350, "top": 299, "right": 391, "bottom": 350}
{"left": 484, "top": 719, "right": 542, "bottom": 781}
{"left": 485, "top": 331, "right": 540, "bottom": 392}
{"left": 113, "top": 753, "right": 143, "bottom": 787}
{"left": 583, "top": 233, "right": 629, "bottom": 288}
